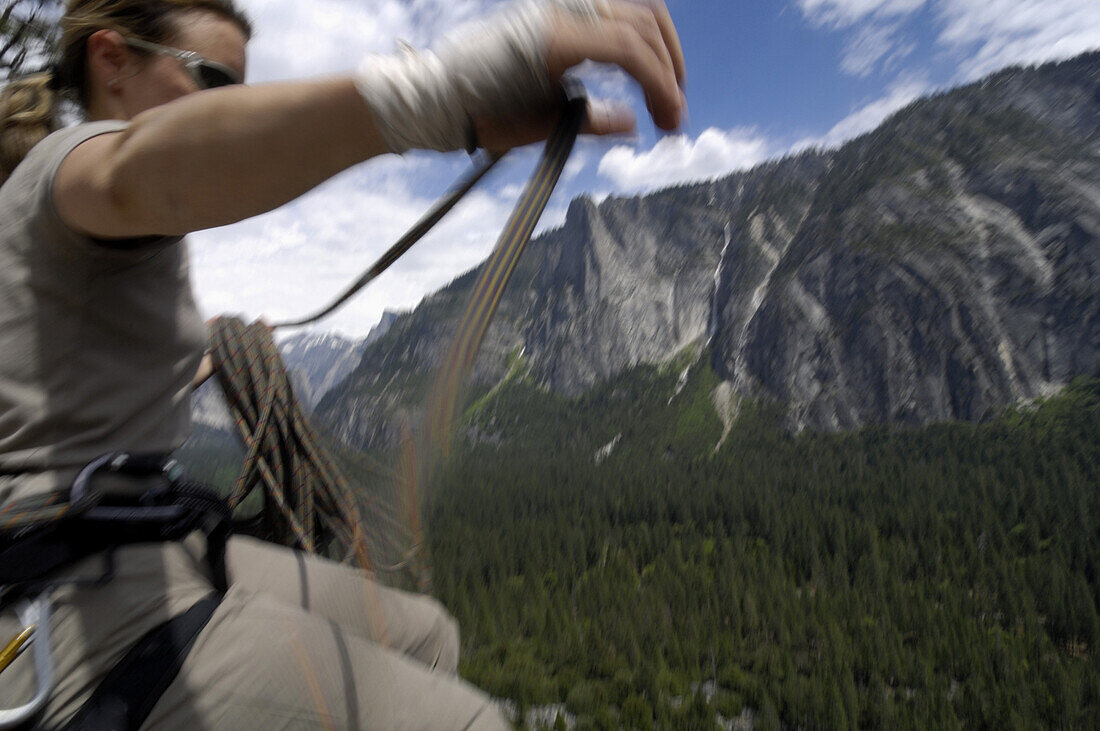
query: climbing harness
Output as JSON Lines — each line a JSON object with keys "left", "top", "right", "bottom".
{"left": 0, "top": 82, "right": 587, "bottom": 729}
{"left": 0, "top": 452, "right": 232, "bottom": 596}
{"left": 0, "top": 452, "right": 232, "bottom": 729}
{"left": 55, "top": 593, "right": 222, "bottom": 731}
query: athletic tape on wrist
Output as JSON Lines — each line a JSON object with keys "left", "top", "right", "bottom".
{"left": 354, "top": 0, "right": 602, "bottom": 153}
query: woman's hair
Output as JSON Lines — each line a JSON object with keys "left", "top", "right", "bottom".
{"left": 0, "top": 0, "right": 251, "bottom": 185}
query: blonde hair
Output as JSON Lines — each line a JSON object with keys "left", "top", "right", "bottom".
{"left": 0, "top": 72, "right": 57, "bottom": 183}
{"left": 0, "top": 0, "right": 251, "bottom": 185}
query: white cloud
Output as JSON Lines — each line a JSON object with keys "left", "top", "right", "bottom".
{"left": 840, "top": 23, "right": 915, "bottom": 76}
{"left": 240, "top": 0, "right": 496, "bottom": 82}
{"left": 798, "top": 0, "right": 926, "bottom": 27}
{"left": 800, "top": 0, "right": 1100, "bottom": 81}
{"left": 597, "top": 128, "right": 770, "bottom": 192}
{"left": 798, "top": 1, "right": 926, "bottom": 77}
{"left": 936, "top": 0, "right": 1100, "bottom": 80}
{"left": 188, "top": 0, "right": 543, "bottom": 338}
{"left": 793, "top": 77, "right": 930, "bottom": 150}
{"left": 563, "top": 150, "right": 588, "bottom": 182}
{"left": 191, "top": 158, "right": 516, "bottom": 337}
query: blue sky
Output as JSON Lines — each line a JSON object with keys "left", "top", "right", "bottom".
{"left": 190, "top": 0, "right": 1100, "bottom": 337}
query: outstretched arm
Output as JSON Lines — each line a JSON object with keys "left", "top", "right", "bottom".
{"left": 55, "top": 0, "right": 686, "bottom": 240}
{"left": 58, "top": 78, "right": 383, "bottom": 238}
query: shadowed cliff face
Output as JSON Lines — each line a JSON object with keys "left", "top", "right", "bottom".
{"left": 317, "top": 52, "right": 1100, "bottom": 450}
{"left": 525, "top": 191, "right": 726, "bottom": 394}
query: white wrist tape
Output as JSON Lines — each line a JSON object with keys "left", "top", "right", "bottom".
{"left": 355, "top": 0, "right": 601, "bottom": 153}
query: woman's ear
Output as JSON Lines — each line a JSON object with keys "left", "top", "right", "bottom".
{"left": 85, "top": 28, "right": 135, "bottom": 93}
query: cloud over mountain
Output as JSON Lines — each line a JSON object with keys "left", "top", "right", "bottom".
{"left": 798, "top": 0, "right": 1100, "bottom": 80}
{"left": 597, "top": 127, "right": 769, "bottom": 192}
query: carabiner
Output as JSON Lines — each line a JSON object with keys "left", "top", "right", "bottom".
{"left": 0, "top": 593, "right": 56, "bottom": 729}
{"left": 0, "top": 626, "right": 34, "bottom": 673}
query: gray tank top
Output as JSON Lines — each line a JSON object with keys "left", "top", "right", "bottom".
{"left": 0, "top": 121, "right": 205, "bottom": 502}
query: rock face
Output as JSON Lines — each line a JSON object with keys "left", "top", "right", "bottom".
{"left": 526, "top": 191, "right": 725, "bottom": 394}
{"left": 716, "top": 56, "right": 1100, "bottom": 429}
{"left": 318, "top": 53, "right": 1100, "bottom": 449}
{"left": 278, "top": 315, "right": 395, "bottom": 410}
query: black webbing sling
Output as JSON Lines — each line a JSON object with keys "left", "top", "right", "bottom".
{"left": 53, "top": 594, "right": 222, "bottom": 731}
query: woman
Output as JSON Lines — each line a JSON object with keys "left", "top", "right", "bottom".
{"left": 0, "top": 0, "right": 685, "bottom": 726}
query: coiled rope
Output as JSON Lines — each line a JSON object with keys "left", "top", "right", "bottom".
{"left": 206, "top": 318, "right": 362, "bottom": 556}
{"left": 206, "top": 316, "right": 433, "bottom": 586}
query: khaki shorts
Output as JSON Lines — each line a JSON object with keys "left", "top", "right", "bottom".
{"left": 0, "top": 535, "right": 507, "bottom": 729}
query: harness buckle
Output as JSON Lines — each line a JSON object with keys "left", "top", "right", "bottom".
{"left": 0, "top": 593, "right": 56, "bottom": 729}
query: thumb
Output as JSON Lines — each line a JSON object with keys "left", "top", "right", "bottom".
{"left": 582, "top": 99, "right": 635, "bottom": 136}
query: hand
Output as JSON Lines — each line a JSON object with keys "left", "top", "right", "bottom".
{"left": 191, "top": 351, "right": 216, "bottom": 389}
{"left": 475, "top": 0, "right": 687, "bottom": 152}
{"left": 549, "top": 0, "right": 686, "bottom": 131}
{"left": 357, "top": 0, "right": 686, "bottom": 154}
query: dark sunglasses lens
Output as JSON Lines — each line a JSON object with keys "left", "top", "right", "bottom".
{"left": 197, "top": 63, "right": 237, "bottom": 89}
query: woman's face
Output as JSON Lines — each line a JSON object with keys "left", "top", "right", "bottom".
{"left": 115, "top": 10, "right": 248, "bottom": 117}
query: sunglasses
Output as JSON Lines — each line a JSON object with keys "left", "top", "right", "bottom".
{"left": 125, "top": 37, "right": 242, "bottom": 89}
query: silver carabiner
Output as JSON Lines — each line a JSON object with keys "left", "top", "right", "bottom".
{"left": 0, "top": 593, "right": 56, "bottom": 729}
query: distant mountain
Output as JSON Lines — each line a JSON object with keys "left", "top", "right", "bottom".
{"left": 188, "top": 310, "right": 397, "bottom": 435}
{"left": 317, "top": 52, "right": 1099, "bottom": 451}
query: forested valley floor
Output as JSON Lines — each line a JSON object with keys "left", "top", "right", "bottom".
{"left": 178, "top": 365, "right": 1099, "bottom": 729}
{"left": 427, "top": 365, "right": 1099, "bottom": 729}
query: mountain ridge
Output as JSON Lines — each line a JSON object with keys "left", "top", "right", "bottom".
{"left": 315, "top": 51, "right": 1099, "bottom": 450}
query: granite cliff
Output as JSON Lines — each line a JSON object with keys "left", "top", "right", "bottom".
{"left": 316, "top": 52, "right": 1100, "bottom": 450}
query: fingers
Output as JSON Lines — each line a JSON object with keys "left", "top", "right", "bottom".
{"left": 603, "top": 1, "right": 685, "bottom": 127}
{"left": 590, "top": 16, "right": 683, "bottom": 129}
{"left": 474, "top": 0, "right": 685, "bottom": 149}
{"left": 603, "top": 1, "right": 681, "bottom": 89}
{"left": 547, "top": 16, "right": 680, "bottom": 129}
{"left": 582, "top": 98, "right": 636, "bottom": 136}
{"left": 474, "top": 99, "right": 634, "bottom": 153}
{"left": 647, "top": 0, "right": 686, "bottom": 86}
{"left": 546, "top": 0, "right": 686, "bottom": 131}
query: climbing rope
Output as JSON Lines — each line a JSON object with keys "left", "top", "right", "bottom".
{"left": 273, "top": 151, "right": 500, "bottom": 330}
{"left": 208, "top": 85, "right": 586, "bottom": 589}
{"left": 425, "top": 91, "right": 585, "bottom": 468}
{"left": 208, "top": 320, "right": 360, "bottom": 556}
{"left": 207, "top": 317, "right": 429, "bottom": 585}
